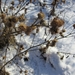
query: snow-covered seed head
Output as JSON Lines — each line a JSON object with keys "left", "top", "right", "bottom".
{"left": 38, "top": 12, "right": 45, "bottom": 19}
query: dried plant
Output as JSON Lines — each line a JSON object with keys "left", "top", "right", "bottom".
{"left": 0, "top": 0, "right": 75, "bottom": 73}
{"left": 38, "top": 12, "right": 45, "bottom": 19}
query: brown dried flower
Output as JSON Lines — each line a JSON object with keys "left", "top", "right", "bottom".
{"left": 24, "top": 70, "right": 28, "bottom": 73}
{"left": 18, "top": 14, "right": 25, "bottom": 22}
{"left": 0, "top": 13, "right": 6, "bottom": 19}
{"left": 3, "top": 16, "right": 18, "bottom": 27}
{"left": 40, "top": 19, "right": 46, "bottom": 26}
{"left": 61, "top": 0, "right": 65, "bottom": 3}
{"left": 18, "top": 22, "right": 27, "bottom": 32}
{"left": 8, "top": 16, "right": 18, "bottom": 23}
{"left": 62, "top": 29, "right": 66, "bottom": 32}
{"left": 11, "top": 1, "right": 14, "bottom": 5}
{"left": 38, "top": 12, "right": 45, "bottom": 19}
{"left": 59, "top": 32, "right": 64, "bottom": 37}
{"left": 50, "top": 27, "right": 59, "bottom": 34}
{"left": 50, "top": 39, "right": 57, "bottom": 46}
{"left": 51, "top": 17, "right": 64, "bottom": 27}
{"left": 9, "top": 6, "right": 14, "bottom": 10}
{"left": 3, "top": 18, "right": 12, "bottom": 27}
{"left": 25, "top": 25, "right": 36, "bottom": 35}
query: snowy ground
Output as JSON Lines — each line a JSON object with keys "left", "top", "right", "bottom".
{"left": 1, "top": 0, "right": 75, "bottom": 75}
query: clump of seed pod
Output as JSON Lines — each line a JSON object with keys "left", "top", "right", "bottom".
{"left": 59, "top": 32, "right": 64, "bottom": 37}
{"left": 50, "top": 27, "right": 59, "bottom": 34}
{"left": 61, "top": 0, "right": 65, "bottom": 3}
{"left": 61, "top": 29, "right": 66, "bottom": 32}
{"left": 25, "top": 25, "right": 36, "bottom": 35}
{"left": 40, "top": 19, "right": 47, "bottom": 26}
{"left": 50, "top": 17, "right": 64, "bottom": 34}
{"left": 39, "top": 46, "right": 47, "bottom": 54}
{"left": 38, "top": 12, "right": 45, "bottom": 19}
{"left": 18, "top": 14, "right": 25, "bottom": 22}
{"left": 0, "top": 13, "right": 6, "bottom": 19}
{"left": 11, "top": 1, "right": 14, "bottom": 5}
{"left": 18, "top": 23, "right": 36, "bottom": 35}
{"left": 9, "top": 6, "right": 14, "bottom": 10}
{"left": 51, "top": 17, "right": 64, "bottom": 27}
{"left": 18, "top": 22, "right": 27, "bottom": 32}
{"left": 9, "top": 35, "right": 16, "bottom": 45}
{"left": 3, "top": 16, "right": 18, "bottom": 27}
{"left": 50, "top": 39, "right": 57, "bottom": 46}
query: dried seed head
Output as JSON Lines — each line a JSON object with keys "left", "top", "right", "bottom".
{"left": 9, "top": 6, "right": 14, "bottom": 10}
{"left": 3, "top": 18, "right": 12, "bottom": 27}
{"left": 62, "top": 29, "right": 66, "bottom": 32}
{"left": 50, "top": 39, "right": 57, "bottom": 46}
{"left": 9, "top": 35, "right": 16, "bottom": 45}
{"left": 25, "top": 26, "right": 32, "bottom": 35}
{"left": 39, "top": 47, "right": 47, "bottom": 53}
{"left": 18, "top": 0, "right": 24, "bottom": 2}
{"left": 36, "top": 27, "right": 39, "bottom": 33}
{"left": 59, "top": 32, "right": 64, "bottom": 37}
{"left": 18, "top": 22, "right": 27, "bottom": 31}
{"left": 25, "top": 25, "right": 36, "bottom": 35}
{"left": 2, "top": 56, "right": 6, "bottom": 59}
{"left": 20, "top": 70, "right": 23, "bottom": 73}
{"left": 40, "top": 19, "right": 46, "bottom": 26}
{"left": 73, "top": 24, "right": 75, "bottom": 29}
{"left": 5, "top": 8, "right": 8, "bottom": 13}
{"left": 51, "top": 17, "right": 64, "bottom": 27}
{"left": 24, "top": 70, "right": 28, "bottom": 73}
{"left": 46, "top": 41, "right": 50, "bottom": 48}
{"left": 0, "top": 13, "right": 6, "bottom": 19}
{"left": 18, "top": 14, "right": 25, "bottom": 22}
{"left": 30, "top": 0, "right": 32, "bottom": 3}
{"left": 61, "top": 0, "right": 65, "bottom": 3}
{"left": 38, "top": 12, "right": 45, "bottom": 19}
{"left": 51, "top": 1, "right": 56, "bottom": 6}
{"left": 19, "top": 45, "right": 24, "bottom": 50}
{"left": 0, "top": 70, "right": 9, "bottom": 75}
{"left": 50, "top": 27, "right": 59, "bottom": 34}
{"left": 31, "top": 25, "right": 36, "bottom": 30}
{"left": 3, "top": 16, "right": 18, "bottom": 27}
{"left": 11, "top": 1, "right": 14, "bottom": 5}
{"left": 9, "top": 16, "right": 18, "bottom": 23}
